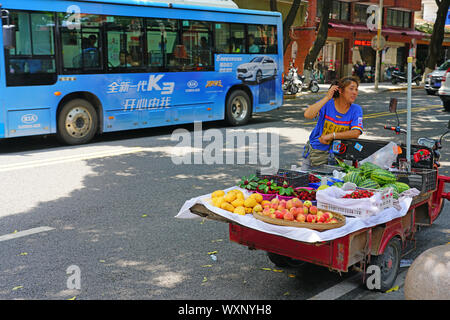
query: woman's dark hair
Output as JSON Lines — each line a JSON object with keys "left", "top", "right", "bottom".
{"left": 330, "top": 76, "right": 360, "bottom": 98}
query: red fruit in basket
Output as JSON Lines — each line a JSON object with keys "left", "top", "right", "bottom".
{"left": 275, "top": 210, "right": 284, "bottom": 219}
{"left": 306, "top": 214, "right": 317, "bottom": 223}
{"left": 289, "top": 207, "right": 298, "bottom": 218}
{"left": 296, "top": 213, "right": 306, "bottom": 223}
{"left": 309, "top": 206, "right": 318, "bottom": 214}
{"left": 329, "top": 218, "right": 338, "bottom": 224}
{"left": 284, "top": 212, "right": 294, "bottom": 221}
{"left": 286, "top": 199, "right": 294, "bottom": 210}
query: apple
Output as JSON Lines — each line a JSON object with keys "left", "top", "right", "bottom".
{"left": 277, "top": 203, "right": 286, "bottom": 210}
{"left": 289, "top": 207, "right": 298, "bottom": 218}
{"left": 270, "top": 202, "right": 278, "bottom": 209}
{"left": 322, "top": 212, "right": 330, "bottom": 221}
{"left": 325, "top": 212, "right": 333, "bottom": 220}
{"left": 286, "top": 200, "right": 294, "bottom": 210}
{"left": 270, "top": 212, "right": 276, "bottom": 219}
{"left": 261, "top": 200, "right": 271, "bottom": 207}
{"left": 303, "top": 207, "right": 309, "bottom": 215}
{"left": 303, "top": 200, "right": 312, "bottom": 208}
{"left": 309, "top": 206, "right": 318, "bottom": 214}
{"left": 275, "top": 210, "right": 284, "bottom": 219}
{"left": 316, "top": 214, "right": 326, "bottom": 223}
{"left": 283, "top": 212, "right": 294, "bottom": 221}
{"left": 271, "top": 198, "right": 279, "bottom": 204}
{"left": 262, "top": 207, "right": 272, "bottom": 216}
{"left": 329, "top": 218, "right": 338, "bottom": 223}
{"left": 306, "top": 214, "right": 317, "bottom": 223}
{"left": 296, "top": 213, "right": 306, "bottom": 223}
{"left": 292, "top": 198, "right": 303, "bottom": 208}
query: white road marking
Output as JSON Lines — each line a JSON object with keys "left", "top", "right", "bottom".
{"left": 0, "top": 147, "right": 145, "bottom": 172}
{"left": 308, "top": 274, "right": 361, "bottom": 300}
{"left": 0, "top": 226, "right": 55, "bottom": 242}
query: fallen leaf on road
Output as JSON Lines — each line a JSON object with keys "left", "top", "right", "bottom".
{"left": 12, "top": 286, "right": 23, "bottom": 291}
{"left": 141, "top": 214, "right": 148, "bottom": 218}
{"left": 261, "top": 268, "right": 272, "bottom": 271}
{"left": 272, "top": 269, "right": 284, "bottom": 273}
{"left": 211, "top": 239, "right": 223, "bottom": 243}
{"left": 67, "top": 296, "right": 77, "bottom": 300}
{"left": 385, "top": 285, "right": 399, "bottom": 293}
{"left": 207, "top": 251, "right": 217, "bottom": 255}
{"left": 18, "top": 252, "right": 28, "bottom": 256}
{"left": 201, "top": 265, "right": 213, "bottom": 268}
{"left": 288, "top": 274, "right": 296, "bottom": 278}
{"left": 202, "top": 277, "right": 208, "bottom": 283}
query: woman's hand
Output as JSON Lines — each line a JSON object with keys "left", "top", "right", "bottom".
{"left": 319, "top": 133, "right": 334, "bottom": 145}
{"left": 326, "top": 85, "right": 339, "bottom": 101}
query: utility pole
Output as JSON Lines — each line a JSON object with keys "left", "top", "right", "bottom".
{"left": 374, "top": 0, "right": 383, "bottom": 91}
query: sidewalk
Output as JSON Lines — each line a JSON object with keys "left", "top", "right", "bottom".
{"left": 285, "top": 82, "right": 425, "bottom": 99}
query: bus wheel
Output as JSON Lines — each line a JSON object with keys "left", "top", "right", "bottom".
{"left": 225, "top": 90, "right": 251, "bottom": 126}
{"left": 57, "top": 99, "right": 98, "bottom": 145}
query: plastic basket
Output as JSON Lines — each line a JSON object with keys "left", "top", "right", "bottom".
{"left": 317, "top": 188, "right": 394, "bottom": 219}
{"left": 255, "top": 168, "right": 309, "bottom": 188}
{"left": 392, "top": 169, "right": 437, "bottom": 194}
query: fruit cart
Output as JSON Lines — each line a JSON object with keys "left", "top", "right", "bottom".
{"left": 177, "top": 115, "right": 450, "bottom": 292}
{"left": 182, "top": 167, "right": 448, "bottom": 292}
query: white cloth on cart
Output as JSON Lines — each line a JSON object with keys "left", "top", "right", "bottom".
{"left": 175, "top": 186, "right": 413, "bottom": 243}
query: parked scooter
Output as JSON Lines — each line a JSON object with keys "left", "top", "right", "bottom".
{"left": 282, "top": 66, "right": 302, "bottom": 94}
{"left": 362, "top": 66, "right": 374, "bottom": 83}
{"left": 391, "top": 69, "right": 421, "bottom": 85}
{"left": 384, "top": 66, "right": 399, "bottom": 81}
{"left": 299, "top": 72, "right": 320, "bottom": 93}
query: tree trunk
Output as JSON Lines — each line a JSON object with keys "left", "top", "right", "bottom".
{"left": 423, "top": 0, "right": 450, "bottom": 81}
{"left": 282, "top": 0, "right": 302, "bottom": 53}
{"left": 303, "top": 0, "right": 332, "bottom": 72}
{"left": 269, "top": 0, "right": 302, "bottom": 54}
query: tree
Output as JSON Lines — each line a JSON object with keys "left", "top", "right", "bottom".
{"left": 303, "top": 0, "right": 332, "bottom": 80}
{"left": 269, "top": 0, "right": 303, "bottom": 52}
{"left": 423, "top": 0, "right": 450, "bottom": 78}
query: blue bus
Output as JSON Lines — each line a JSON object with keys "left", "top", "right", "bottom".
{"left": 0, "top": 0, "right": 283, "bottom": 145}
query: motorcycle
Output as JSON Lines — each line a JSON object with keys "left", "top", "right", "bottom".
{"left": 362, "top": 66, "right": 374, "bottom": 83}
{"left": 384, "top": 66, "right": 399, "bottom": 81}
{"left": 282, "top": 66, "right": 302, "bottom": 94}
{"left": 299, "top": 72, "right": 320, "bottom": 93}
{"left": 391, "top": 69, "right": 422, "bottom": 85}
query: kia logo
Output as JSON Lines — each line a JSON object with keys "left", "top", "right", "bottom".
{"left": 21, "top": 114, "right": 38, "bottom": 124}
{"left": 187, "top": 80, "right": 198, "bottom": 89}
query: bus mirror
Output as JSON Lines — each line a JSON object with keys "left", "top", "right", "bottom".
{"left": 389, "top": 98, "right": 397, "bottom": 113}
{"left": 2, "top": 10, "right": 16, "bottom": 50}
{"left": 3, "top": 24, "right": 16, "bottom": 50}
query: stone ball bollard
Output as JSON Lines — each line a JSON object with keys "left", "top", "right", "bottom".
{"left": 404, "top": 244, "right": 450, "bottom": 300}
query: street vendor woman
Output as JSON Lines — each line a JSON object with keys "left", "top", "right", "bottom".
{"left": 301, "top": 76, "right": 363, "bottom": 170}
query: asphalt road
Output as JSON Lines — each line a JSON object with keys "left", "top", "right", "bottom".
{"left": 0, "top": 88, "right": 448, "bottom": 303}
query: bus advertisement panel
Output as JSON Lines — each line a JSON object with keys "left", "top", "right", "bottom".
{"left": 0, "top": 0, "right": 283, "bottom": 145}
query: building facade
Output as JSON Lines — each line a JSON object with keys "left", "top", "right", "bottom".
{"left": 290, "top": 0, "right": 424, "bottom": 82}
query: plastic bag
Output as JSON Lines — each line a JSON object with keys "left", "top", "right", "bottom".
{"left": 359, "top": 141, "right": 400, "bottom": 169}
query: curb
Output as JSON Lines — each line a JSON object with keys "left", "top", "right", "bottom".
{"left": 283, "top": 86, "right": 425, "bottom": 100}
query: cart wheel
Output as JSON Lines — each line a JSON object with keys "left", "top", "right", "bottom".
{"left": 267, "top": 252, "right": 303, "bottom": 268}
{"left": 368, "top": 238, "right": 401, "bottom": 292}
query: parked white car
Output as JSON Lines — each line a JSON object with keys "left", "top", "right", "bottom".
{"left": 425, "top": 60, "right": 450, "bottom": 95}
{"left": 438, "top": 67, "right": 450, "bottom": 111}
{"left": 237, "top": 56, "right": 277, "bottom": 83}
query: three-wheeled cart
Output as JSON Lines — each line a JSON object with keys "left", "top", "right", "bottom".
{"left": 188, "top": 171, "right": 449, "bottom": 292}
